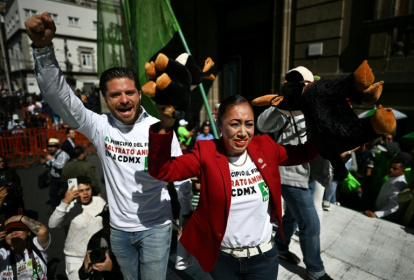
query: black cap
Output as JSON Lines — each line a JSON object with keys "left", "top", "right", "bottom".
{"left": 394, "top": 152, "right": 413, "bottom": 165}
{"left": 378, "top": 142, "right": 400, "bottom": 156}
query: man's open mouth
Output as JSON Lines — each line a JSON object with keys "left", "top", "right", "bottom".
{"left": 118, "top": 107, "right": 132, "bottom": 113}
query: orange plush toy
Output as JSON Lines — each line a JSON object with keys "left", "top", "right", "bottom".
{"left": 252, "top": 61, "right": 396, "bottom": 181}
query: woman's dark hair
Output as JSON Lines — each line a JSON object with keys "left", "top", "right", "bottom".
{"left": 99, "top": 67, "right": 140, "bottom": 97}
{"left": 216, "top": 95, "right": 252, "bottom": 125}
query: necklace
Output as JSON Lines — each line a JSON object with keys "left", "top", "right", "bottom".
{"left": 228, "top": 151, "right": 248, "bottom": 167}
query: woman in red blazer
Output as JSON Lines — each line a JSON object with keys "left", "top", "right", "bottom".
{"left": 149, "top": 95, "right": 318, "bottom": 279}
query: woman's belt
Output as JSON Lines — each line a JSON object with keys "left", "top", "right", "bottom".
{"left": 220, "top": 237, "right": 274, "bottom": 258}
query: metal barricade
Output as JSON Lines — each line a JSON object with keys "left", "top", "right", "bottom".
{"left": 0, "top": 127, "right": 96, "bottom": 168}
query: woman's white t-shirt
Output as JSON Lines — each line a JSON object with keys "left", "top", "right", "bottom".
{"left": 222, "top": 151, "right": 273, "bottom": 248}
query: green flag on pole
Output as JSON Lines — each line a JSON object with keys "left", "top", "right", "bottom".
{"left": 124, "top": 0, "right": 180, "bottom": 87}
{"left": 97, "top": 0, "right": 178, "bottom": 117}
{"left": 97, "top": 0, "right": 218, "bottom": 138}
{"left": 122, "top": 0, "right": 180, "bottom": 117}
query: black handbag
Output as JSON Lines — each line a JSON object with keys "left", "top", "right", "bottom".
{"left": 37, "top": 170, "right": 50, "bottom": 189}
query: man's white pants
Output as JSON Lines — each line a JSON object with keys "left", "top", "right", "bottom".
{"left": 65, "top": 258, "right": 84, "bottom": 280}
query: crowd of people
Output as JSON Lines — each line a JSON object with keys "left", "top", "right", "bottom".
{"left": 352, "top": 133, "right": 414, "bottom": 227}
{"left": 0, "top": 11, "right": 412, "bottom": 280}
{"left": 0, "top": 82, "right": 101, "bottom": 133}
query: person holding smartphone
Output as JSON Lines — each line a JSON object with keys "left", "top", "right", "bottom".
{"left": 49, "top": 176, "right": 106, "bottom": 280}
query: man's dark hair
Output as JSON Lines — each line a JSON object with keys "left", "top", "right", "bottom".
{"left": 99, "top": 67, "right": 140, "bottom": 97}
{"left": 77, "top": 176, "right": 91, "bottom": 186}
{"left": 201, "top": 124, "right": 211, "bottom": 134}
{"left": 66, "top": 127, "right": 75, "bottom": 134}
{"left": 390, "top": 158, "right": 407, "bottom": 170}
{"left": 73, "top": 146, "right": 85, "bottom": 159}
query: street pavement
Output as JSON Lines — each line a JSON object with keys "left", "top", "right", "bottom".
{"left": 15, "top": 154, "right": 414, "bottom": 280}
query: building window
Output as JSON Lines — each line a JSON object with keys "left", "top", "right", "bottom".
{"left": 81, "top": 53, "right": 93, "bottom": 69}
{"left": 93, "top": 21, "right": 97, "bottom": 30}
{"left": 68, "top": 17, "right": 79, "bottom": 27}
{"left": 48, "top": 13, "right": 59, "bottom": 23}
{"left": 15, "top": 11, "right": 19, "bottom": 23}
{"left": 24, "top": 9, "right": 37, "bottom": 19}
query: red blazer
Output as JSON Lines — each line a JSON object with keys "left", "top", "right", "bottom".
{"left": 149, "top": 127, "right": 318, "bottom": 272}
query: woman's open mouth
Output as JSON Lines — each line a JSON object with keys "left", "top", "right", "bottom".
{"left": 234, "top": 138, "right": 248, "bottom": 147}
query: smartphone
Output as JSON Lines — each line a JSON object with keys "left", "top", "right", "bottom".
{"left": 67, "top": 178, "right": 78, "bottom": 191}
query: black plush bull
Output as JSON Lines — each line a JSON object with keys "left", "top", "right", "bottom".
{"left": 252, "top": 61, "right": 397, "bottom": 181}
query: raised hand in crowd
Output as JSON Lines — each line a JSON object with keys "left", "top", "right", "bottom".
{"left": 24, "top": 12, "right": 56, "bottom": 48}
{"left": 62, "top": 186, "right": 80, "bottom": 204}
{"left": 5, "top": 215, "right": 50, "bottom": 249}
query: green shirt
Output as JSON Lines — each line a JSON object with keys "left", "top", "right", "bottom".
{"left": 177, "top": 126, "right": 192, "bottom": 145}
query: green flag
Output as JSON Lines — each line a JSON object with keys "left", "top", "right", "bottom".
{"left": 124, "top": 0, "right": 180, "bottom": 87}
{"left": 122, "top": 0, "right": 218, "bottom": 137}
{"left": 97, "top": 0, "right": 126, "bottom": 76}
{"left": 122, "top": 0, "right": 180, "bottom": 117}
{"left": 97, "top": 0, "right": 179, "bottom": 117}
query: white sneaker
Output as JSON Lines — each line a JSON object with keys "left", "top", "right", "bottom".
{"left": 323, "top": 200, "right": 331, "bottom": 211}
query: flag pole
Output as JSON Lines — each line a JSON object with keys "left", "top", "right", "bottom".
{"left": 163, "top": 0, "right": 219, "bottom": 139}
